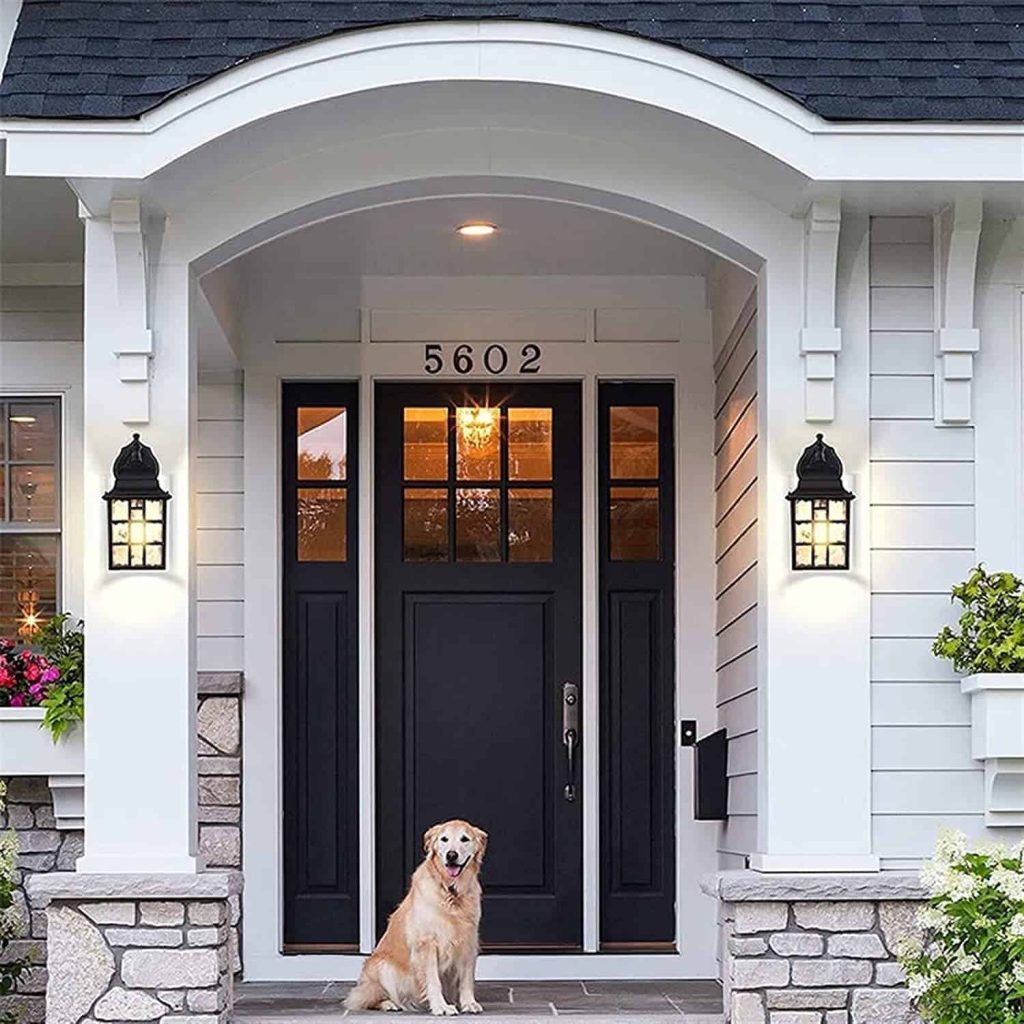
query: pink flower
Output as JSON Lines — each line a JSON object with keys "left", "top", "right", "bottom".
{"left": 28, "top": 684, "right": 43, "bottom": 697}
{"left": 41, "top": 666, "right": 60, "bottom": 684}
{"left": 22, "top": 662, "right": 41, "bottom": 683}
{"left": 0, "top": 669, "right": 13, "bottom": 689}
{"left": 10, "top": 694, "right": 25, "bottom": 708}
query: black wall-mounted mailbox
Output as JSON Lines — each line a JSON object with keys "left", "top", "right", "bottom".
{"left": 694, "top": 728, "right": 729, "bottom": 821}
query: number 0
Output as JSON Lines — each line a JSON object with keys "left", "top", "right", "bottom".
{"left": 483, "top": 344, "right": 509, "bottom": 374}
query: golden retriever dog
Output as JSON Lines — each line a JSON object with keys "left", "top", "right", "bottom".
{"left": 346, "top": 819, "right": 488, "bottom": 1016}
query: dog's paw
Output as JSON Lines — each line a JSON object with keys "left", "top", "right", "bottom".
{"left": 379, "top": 999, "right": 402, "bottom": 1012}
{"left": 430, "top": 1003, "right": 458, "bottom": 1016}
{"left": 459, "top": 1000, "right": 483, "bottom": 1014}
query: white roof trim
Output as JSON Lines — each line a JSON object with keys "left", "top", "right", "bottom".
{"left": 3, "top": 21, "right": 1024, "bottom": 183}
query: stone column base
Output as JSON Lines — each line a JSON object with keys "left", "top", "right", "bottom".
{"left": 26, "top": 871, "right": 242, "bottom": 1024}
{"left": 702, "top": 872, "right": 928, "bottom": 1024}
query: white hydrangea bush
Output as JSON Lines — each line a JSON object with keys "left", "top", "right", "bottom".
{"left": 898, "top": 829, "right": 1024, "bottom": 1024}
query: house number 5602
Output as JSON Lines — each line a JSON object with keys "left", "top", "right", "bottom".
{"left": 423, "top": 343, "right": 542, "bottom": 376}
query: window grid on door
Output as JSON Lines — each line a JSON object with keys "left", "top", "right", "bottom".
{"left": 402, "top": 405, "right": 553, "bottom": 564}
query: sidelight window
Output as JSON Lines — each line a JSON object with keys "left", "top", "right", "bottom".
{"left": 607, "top": 406, "right": 662, "bottom": 561}
{"left": 403, "top": 405, "right": 553, "bottom": 563}
{"left": 296, "top": 407, "right": 348, "bottom": 561}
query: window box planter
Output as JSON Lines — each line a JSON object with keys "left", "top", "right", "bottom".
{"left": 961, "top": 673, "right": 1024, "bottom": 827}
{"left": 0, "top": 708, "right": 83, "bottom": 829}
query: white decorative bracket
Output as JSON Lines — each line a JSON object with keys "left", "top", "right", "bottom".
{"left": 110, "top": 198, "right": 155, "bottom": 425}
{"left": 800, "top": 200, "right": 842, "bottom": 422}
{"left": 935, "top": 198, "right": 982, "bottom": 425}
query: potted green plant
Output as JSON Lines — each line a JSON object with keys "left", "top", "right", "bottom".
{"left": 0, "top": 615, "right": 83, "bottom": 828}
{"left": 933, "top": 566, "right": 1024, "bottom": 827}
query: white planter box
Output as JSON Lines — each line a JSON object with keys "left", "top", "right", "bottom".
{"left": 0, "top": 709, "right": 84, "bottom": 829}
{"left": 962, "top": 673, "right": 1024, "bottom": 827}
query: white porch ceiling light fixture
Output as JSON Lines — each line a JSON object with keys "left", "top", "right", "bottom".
{"left": 456, "top": 222, "right": 497, "bottom": 238}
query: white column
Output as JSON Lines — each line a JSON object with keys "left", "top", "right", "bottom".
{"left": 752, "top": 218, "right": 878, "bottom": 872}
{"left": 77, "top": 207, "right": 199, "bottom": 874}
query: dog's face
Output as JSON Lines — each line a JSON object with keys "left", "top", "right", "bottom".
{"left": 423, "top": 819, "right": 488, "bottom": 881}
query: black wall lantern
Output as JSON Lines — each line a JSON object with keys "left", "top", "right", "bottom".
{"left": 103, "top": 434, "right": 172, "bottom": 570}
{"left": 787, "top": 433, "right": 855, "bottom": 571}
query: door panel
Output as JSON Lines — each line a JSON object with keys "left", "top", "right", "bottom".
{"left": 282, "top": 383, "right": 361, "bottom": 949}
{"left": 599, "top": 382, "right": 676, "bottom": 948}
{"left": 376, "top": 382, "right": 582, "bottom": 949}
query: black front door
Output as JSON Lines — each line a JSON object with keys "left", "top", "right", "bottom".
{"left": 375, "top": 382, "right": 583, "bottom": 949}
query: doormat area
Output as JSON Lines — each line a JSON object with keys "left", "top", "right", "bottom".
{"left": 235, "top": 980, "right": 724, "bottom": 1021}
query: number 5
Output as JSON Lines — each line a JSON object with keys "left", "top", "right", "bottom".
{"left": 424, "top": 344, "right": 443, "bottom": 375}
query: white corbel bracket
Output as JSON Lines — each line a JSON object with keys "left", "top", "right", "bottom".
{"left": 801, "top": 200, "right": 842, "bottom": 422}
{"left": 935, "top": 198, "right": 982, "bottom": 425}
{"left": 110, "top": 198, "right": 154, "bottom": 424}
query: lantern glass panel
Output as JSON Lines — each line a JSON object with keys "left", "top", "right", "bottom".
{"left": 794, "top": 499, "right": 813, "bottom": 522}
{"left": 828, "top": 500, "right": 847, "bottom": 521}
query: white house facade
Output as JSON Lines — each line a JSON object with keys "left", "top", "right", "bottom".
{"left": 0, "top": 2, "right": 1023, "bottom": 1022}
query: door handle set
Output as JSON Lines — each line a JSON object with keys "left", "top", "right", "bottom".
{"left": 562, "top": 682, "right": 579, "bottom": 802}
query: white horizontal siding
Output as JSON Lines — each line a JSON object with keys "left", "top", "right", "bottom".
{"left": 713, "top": 289, "right": 757, "bottom": 867}
{"left": 196, "top": 379, "right": 244, "bottom": 672}
{"left": 869, "top": 217, "right": 978, "bottom": 866}
{"left": 0, "top": 277, "right": 83, "bottom": 343}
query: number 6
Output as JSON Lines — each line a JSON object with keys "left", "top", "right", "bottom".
{"left": 454, "top": 344, "right": 474, "bottom": 374}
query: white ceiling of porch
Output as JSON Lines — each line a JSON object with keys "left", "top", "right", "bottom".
{"left": 236, "top": 196, "right": 716, "bottom": 279}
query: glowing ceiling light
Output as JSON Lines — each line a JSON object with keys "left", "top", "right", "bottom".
{"left": 456, "top": 222, "right": 497, "bottom": 238}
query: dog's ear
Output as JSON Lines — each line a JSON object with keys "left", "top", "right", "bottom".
{"left": 473, "top": 827, "right": 489, "bottom": 863}
{"left": 423, "top": 823, "right": 442, "bottom": 856}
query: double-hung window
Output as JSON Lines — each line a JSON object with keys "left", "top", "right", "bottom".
{"left": 0, "top": 399, "right": 61, "bottom": 637}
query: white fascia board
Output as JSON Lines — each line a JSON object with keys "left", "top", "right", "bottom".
{"left": 2, "top": 21, "right": 1024, "bottom": 183}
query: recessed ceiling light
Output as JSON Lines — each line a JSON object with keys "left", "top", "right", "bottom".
{"left": 10, "top": 416, "right": 36, "bottom": 424}
{"left": 456, "top": 222, "right": 497, "bottom": 238}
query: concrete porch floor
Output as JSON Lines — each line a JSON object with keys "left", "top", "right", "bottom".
{"left": 234, "top": 981, "right": 725, "bottom": 1023}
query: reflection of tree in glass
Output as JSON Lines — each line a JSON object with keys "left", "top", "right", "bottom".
{"left": 299, "top": 450, "right": 344, "bottom": 480}
{"left": 298, "top": 490, "right": 345, "bottom": 560}
{"left": 456, "top": 489, "right": 498, "bottom": 559}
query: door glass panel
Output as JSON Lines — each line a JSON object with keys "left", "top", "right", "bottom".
{"left": 298, "top": 488, "right": 347, "bottom": 561}
{"left": 404, "top": 408, "right": 448, "bottom": 481}
{"left": 610, "top": 406, "right": 659, "bottom": 479}
{"left": 610, "top": 486, "right": 659, "bottom": 561}
{"left": 404, "top": 488, "right": 449, "bottom": 562}
{"left": 11, "top": 466, "right": 57, "bottom": 523}
{"left": 456, "top": 487, "right": 500, "bottom": 562}
{"left": 509, "top": 408, "right": 552, "bottom": 481}
{"left": 456, "top": 407, "right": 500, "bottom": 481}
{"left": 297, "top": 408, "right": 347, "bottom": 480}
{"left": 9, "top": 403, "right": 58, "bottom": 463}
{"left": 508, "top": 488, "right": 553, "bottom": 563}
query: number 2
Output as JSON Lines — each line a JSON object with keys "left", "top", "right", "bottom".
{"left": 520, "top": 344, "right": 541, "bottom": 374}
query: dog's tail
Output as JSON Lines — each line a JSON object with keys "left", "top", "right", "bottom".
{"left": 345, "top": 975, "right": 386, "bottom": 1011}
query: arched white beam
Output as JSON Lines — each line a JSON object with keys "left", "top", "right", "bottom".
{"left": 153, "top": 126, "right": 797, "bottom": 272}
{"left": 6, "top": 21, "right": 1024, "bottom": 183}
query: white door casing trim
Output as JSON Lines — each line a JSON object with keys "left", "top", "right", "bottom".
{"left": 242, "top": 334, "right": 720, "bottom": 981}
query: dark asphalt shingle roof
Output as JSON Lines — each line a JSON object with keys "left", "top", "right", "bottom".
{"left": 2, "top": 1, "right": 1024, "bottom": 121}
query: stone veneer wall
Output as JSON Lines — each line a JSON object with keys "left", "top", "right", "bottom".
{"left": 0, "top": 671, "right": 244, "bottom": 1023}
{"left": 705, "top": 873, "right": 928, "bottom": 1024}
{"left": 27, "top": 873, "right": 240, "bottom": 1024}
{"left": 196, "top": 671, "right": 243, "bottom": 974}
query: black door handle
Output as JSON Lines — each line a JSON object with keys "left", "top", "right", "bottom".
{"left": 562, "top": 682, "right": 579, "bottom": 802}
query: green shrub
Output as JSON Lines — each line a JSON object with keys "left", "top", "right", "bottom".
{"left": 35, "top": 614, "right": 84, "bottom": 742}
{"left": 0, "top": 783, "right": 30, "bottom": 1023}
{"left": 933, "top": 566, "right": 1024, "bottom": 674}
{"left": 900, "top": 830, "right": 1024, "bottom": 1024}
